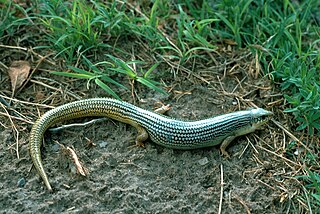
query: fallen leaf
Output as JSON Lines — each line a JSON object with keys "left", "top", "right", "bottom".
{"left": 7, "top": 60, "right": 31, "bottom": 95}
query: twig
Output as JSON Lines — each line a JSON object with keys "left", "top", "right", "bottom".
{"left": 49, "top": 118, "right": 108, "bottom": 132}
{"left": 218, "top": 164, "right": 224, "bottom": 214}
{"left": 300, "top": 181, "right": 313, "bottom": 214}
{"left": 0, "top": 94, "right": 55, "bottom": 109}
{"left": 55, "top": 141, "right": 88, "bottom": 176}
{"left": 234, "top": 194, "right": 251, "bottom": 214}
{"left": 256, "top": 145, "right": 301, "bottom": 168}
{"left": 256, "top": 179, "right": 276, "bottom": 191}
{"left": 0, "top": 45, "right": 56, "bottom": 66}
{"left": 154, "top": 103, "right": 171, "bottom": 114}
{"left": 0, "top": 102, "right": 20, "bottom": 159}
{"left": 0, "top": 44, "right": 27, "bottom": 51}
{"left": 271, "top": 119, "right": 316, "bottom": 162}
{"left": 30, "top": 79, "right": 81, "bottom": 100}
{"left": 66, "top": 207, "right": 76, "bottom": 212}
{"left": 239, "top": 140, "right": 250, "bottom": 159}
{"left": 159, "top": 53, "right": 210, "bottom": 83}
{"left": 120, "top": 162, "right": 148, "bottom": 171}
{"left": 247, "top": 136, "right": 259, "bottom": 154}
{"left": 66, "top": 146, "right": 88, "bottom": 176}
{"left": 0, "top": 94, "right": 40, "bottom": 119}
{"left": 0, "top": 111, "right": 34, "bottom": 124}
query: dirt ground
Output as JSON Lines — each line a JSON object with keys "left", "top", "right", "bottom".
{"left": 0, "top": 47, "right": 305, "bottom": 213}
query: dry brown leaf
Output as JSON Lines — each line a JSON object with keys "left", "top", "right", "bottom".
{"left": 7, "top": 60, "right": 31, "bottom": 95}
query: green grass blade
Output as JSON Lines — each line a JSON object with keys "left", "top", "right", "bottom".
{"left": 68, "top": 66, "right": 94, "bottom": 75}
{"left": 95, "top": 78, "right": 121, "bottom": 100}
{"left": 99, "top": 75, "right": 128, "bottom": 90}
{"left": 51, "top": 71, "right": 93, "bottom": 79}
{"left": 215, "top": 13, "right": 235, "bottom": 35}
{"left": 144, "top": 62, "right": 160, "bottom": 78}
{"left": 136, "top": 77, "right": 168, "bottom": 95}
{"left": 105, "top": 54, "right": 137, "bottom": 78}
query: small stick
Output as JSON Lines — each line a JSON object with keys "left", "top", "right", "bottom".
{"left": 257, "top": 145, "right": 301, "bottom": 168}
{"left": 49, "top": 118, "right": 108, "bottom": 132}
{"left": 256, "top": 179, "right": 276, "bottom": 191}
{"left": 0, "top": 45, "right": 56, "bottom": 66}
{"left": 246, "top": 136, "right": 259, "bottom": 154}
{"left": 0, "top": 111, "right": 34, "bottom": 124}
{"left": 0, "top": 44, "right": 27, "bottom": 51}
{"left": 218, "top": 164, "right": 224, "bottom": 214}
{"left": 0, "top": 102, "right": 20, "bottom": 159}
{"left": 154, "top": 103, "right": 171, "bottom": 114}
{"left": 66, "top": 146, "right": 88, "bottom": 176}
{"left": 271, "top": 119, "right": 315, "bottom": 159}
{"left": 30, "top": 79, "right": 81, "bottom": 100}
{"left": 66, "top": 207, "right": 76, "bottom": 212}
{"left": 55, "top": 141, "right": 88, "bottom": 176}
{"left": 0, "top": 94, "right": 54, "bottom": 109}
{"left": 234, "top": 194, "right": 251, "bottom": 214}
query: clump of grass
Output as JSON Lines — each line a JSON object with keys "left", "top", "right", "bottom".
{"left": 33, "top": 0, "right": 222, "bottom": 98}
{"left": 35, "top": 0, "right": 169, "bottom": 97}
{"left": 211, "top": 0, "right": 320, "bottom": 134}
{"left": 274, "top": 53, "right": 320, "bottom": 135}
{"left": 52, "top": 55, "right": 167, "bottom": 99}
{"left": 105, "top": 54, "right": 167, "bottom": 95}
{"left": 0, "top": 1, "right": 32, "bottom": 40}
{"left": 36, "top": 0, "right": 110, "bottom": 62}
{"left": 297, "top": 170, "right": 320, "bottom": 211}
{"left": 158, "top": 4, "right": 218, "bottom": 64}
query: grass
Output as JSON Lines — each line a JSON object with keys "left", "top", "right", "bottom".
{"left": 297, "top": 169, "right": 320, "bottom": 210}
{"left": 52, "top": 55, "right": 167, "bottom": 99}
{"left": 1, "top": 0, "right": 320, "bottom": 211}
{"left": 35, "top": 0, "right": 110, "bottom": 61}
{"left": 0, "top": 1, "right": 32, "bottom": 39}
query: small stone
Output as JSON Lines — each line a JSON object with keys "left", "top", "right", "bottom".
{"left": 17, "top": 177, "right": 26, "bottom": 187}
{"left": 198, "top": 157, "right": 209, "bottom": 166}
{"left": 294, "top": 148, "right": 305, "bottom": 156}
{"left": 98, "top": 141, "right": 108, "bottom": 148}
{"left": 70, "top": 165, "right": 77, "bottom": 175}
{"left": 51, "top": 144, "right": 60, "bottom": 152}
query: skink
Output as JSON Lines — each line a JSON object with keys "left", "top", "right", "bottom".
{"left": 29, "top": 98, "right": 272, "bottom": 191}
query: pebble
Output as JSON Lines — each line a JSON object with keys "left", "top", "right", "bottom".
{"left": 198, "top": 157, "right": 209, "bottom": 166}
{"left": 17, "top": 177, "right": 26, "bottom": 188}
{"left": 51, "top": 144, "right": 60, "bottom": 152}
{"left": 294, "top": 148, "right": 305, "bottom": 156}
{"left": 98, "top": 141, "right": 108, "bottom": 148}
{"left": 70, "top": 165, "right": 77, "bottom": 175}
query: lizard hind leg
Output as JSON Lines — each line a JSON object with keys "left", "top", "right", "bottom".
{"left": 219, "top": 135, "right": 236, "bottom": 158}
{"left": 133, "top": 124, "right": 149, "bottom": 147}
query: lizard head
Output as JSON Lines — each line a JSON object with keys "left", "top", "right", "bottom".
{"left": 250, "top": 108, "right": 273, "bottom": 128}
